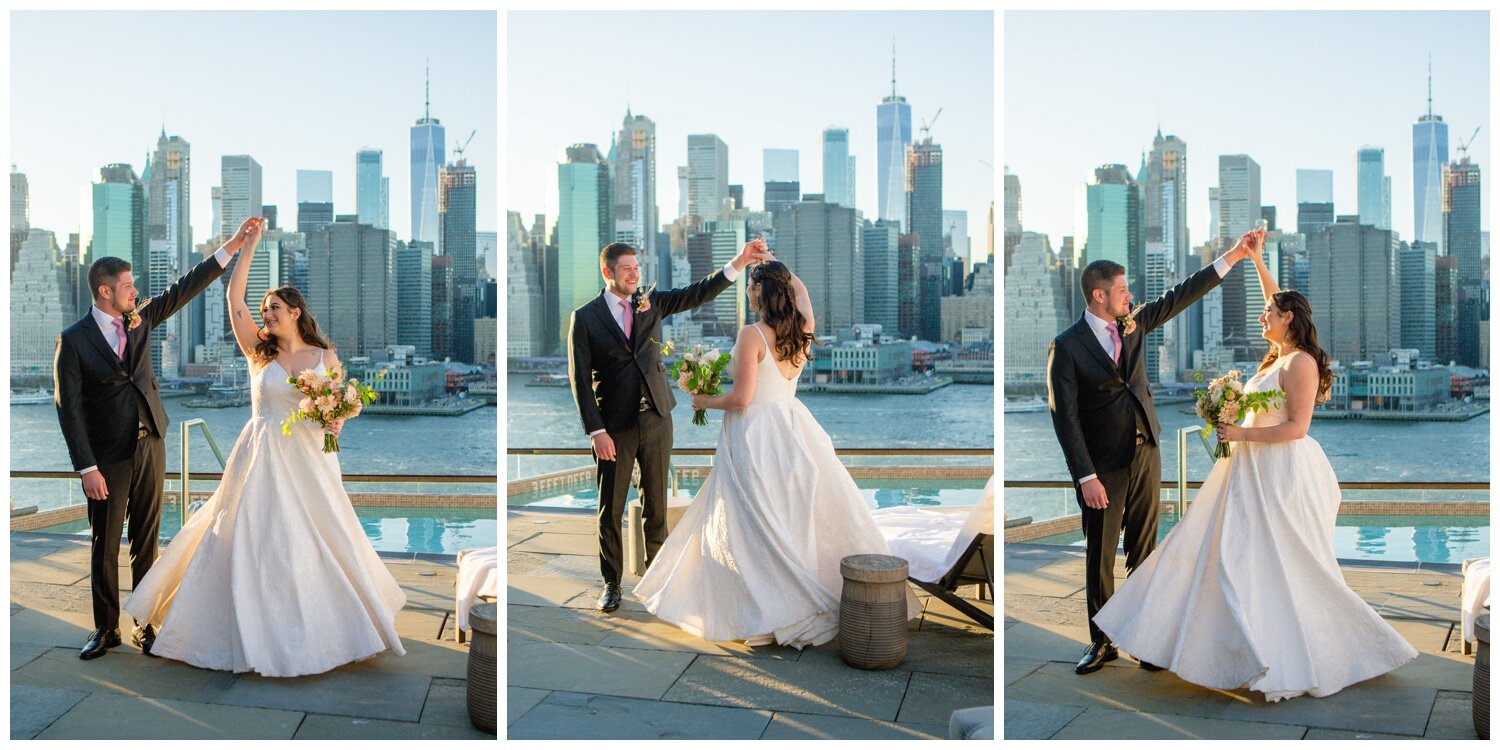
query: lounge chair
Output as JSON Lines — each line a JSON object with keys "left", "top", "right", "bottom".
{"left": 872, "top": 476, "right": 995, "bottom": 630}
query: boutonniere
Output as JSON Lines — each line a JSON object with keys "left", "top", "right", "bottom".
{"left": 633, "top": 285, "right": 655, "bottom": 314}
{"left": 123, "top": 299, "right": 151, "bottom": 330}
{"left": 1117, "top": 303, "right": 1144, "bottom": 337}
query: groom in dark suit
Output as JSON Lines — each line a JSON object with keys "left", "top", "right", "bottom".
{"left": 54, "top": 217, "right": 257, "bottom": 660}
{"left": 569, "top": 239, "right": 770, "bottom": 612}
{"left": 1047, "top": 232, "right": 1254, "bottom": 674}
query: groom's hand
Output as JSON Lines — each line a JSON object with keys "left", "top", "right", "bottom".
{"left": 81, "top": 470, "right": 108, "bottom": 501}
{"left": 591, "top": 432, "right": 617, "bottom": 462}
{"left": 1080, "top": 478, "right": 1108, "bottom": 510}
{"left": 732, "top": 238, "right": 773, "bottom": 270}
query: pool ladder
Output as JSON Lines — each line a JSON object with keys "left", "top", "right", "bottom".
{"left": 179, "top": 418, "right": 228, "bottom": 526}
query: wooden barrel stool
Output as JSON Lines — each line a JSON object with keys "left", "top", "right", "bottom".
{"left": 839, "top": 554, "right": 909, "bottom": 670}
{"left": 467, "top": 602, "right": 497, "bottom": 734}
{"left": 1476, "top": 612, "right": 1489, "bottom": 740}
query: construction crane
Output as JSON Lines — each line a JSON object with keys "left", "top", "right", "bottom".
{"left": 1457, "top": 126, "right": 1482, "bottom": 158}
{"left": 919, "top": 108, "right": 943, "bottom": 141}
{"left": 454, "top": 129, "right": 477, "bottom": 161}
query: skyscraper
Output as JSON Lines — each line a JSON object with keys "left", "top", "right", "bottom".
{"left": 11, "top": 167, "right": 29, "bottom": 274}
{"left": 1295, "top": 168, "right": 1335, "bottom": 236}
{"left": 774, "top": 197, "right": 864, "bottom": 336}
{"left": 441, "top": 159, "right": 478, "bottom": 363}
{"left": 557, "top": 144, "right": 612, "bottom": 345}
{"left": 11, "top": 229, "right": 68, "bottom": 374}
{"left": 397, "top": 240, "right": 434, "bottom": 357}
{"left": 355, "top": 148, "right": 386, "bottom": 229}
{"left": 822, "top": 127, "right": 854, "bottom": 208}
{"left": 1005, "top": 232, "right": 1069, "bottom": 383}
{"left": 411, "top": 67, "right": 446, "bottom": 252}
{"left": 687, "top": 134, "right": 729, "bottom": 221}
{"left": 1444, "top": 156, "right": 1483, "bottom": 367}
{"left": 877, "top": 46, "right": 912, "bottom": 228}
{"left": 614, "top": 110, "right": 659, "bottom": 285}
{"left": 506, "top": 212, "right": 544, "bottom": 358}
{"left": 219, "top": 155, "right": 263, "bottom": 241}
{"left": 862, "top": 219, "right": 901, "bottom": 333}
{"left": 906, "top": 138, "right": 943, "bottom": 341}
{"left": 306, "top": 217, "right": 396, "bottom": 359}
{"left": 1143, "top": 130, "right": 1190, "bottom": 378}
{"left": 1307, "top": 217, "right": 1399, "bottom": 363}
{"left": 1076, "top": 164, "right": 1141, "bottom": 295}
{"left": 1400, "top": 241, "right": 1437, "bottom": 360}
{"left": 144, "top": 131, "right": 192, "bottom": 373}
{"left": 1413, "top": 66, "right": 1449, "bottom": 254}
{"left": 1356, "top": 146, "right": 1389, "bottom": 229}
{"left": 296, "top": 169, "right": 335, "bottom": 235}
{"left": 90, "top": 163, "right": 147, "bottom": 282}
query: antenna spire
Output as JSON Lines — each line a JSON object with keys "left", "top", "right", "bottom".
{"left": 425, "top": 59, "right": 431, "bottom": 120}
{"left": 891, "top": 38, "right": 897, "bottom": 99}
{"left": 1427, "top": 54, "right": 1433, "bottom": 118}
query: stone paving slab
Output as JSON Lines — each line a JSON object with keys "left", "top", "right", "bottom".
{"left": 1366, "top": 652, "right": 1474, "bottom": 693}
{"left": 1004, "top": 657, "right": 1048, "bottom": 686}
{"left": 207, "top": 669, "right": 433, "bottom": 723}
{"left": 508, "top": 686, "right": 550, "bottom": 727}
{"left": 508, "top": 691, "right": 773, "bottom": 739}
{"left": 11, "top": 645, "right": 235, "bottom": 703}
{"left": 599, "top": 612, "right": 802, "bottom": 659}
{"left": 1204, "top": 684, "right": 1438, "bottom": 736}
{"left": 1005, "top": 660, "right": 1223, "bottom": 717}
{"left": 564, "top": 584, "right": 649, "bottom": 613}
{"left": 661, "top": 654, "right": 910, "bottom": 720}
{"left": 760, "top": 711, "right": 945, "bottom": 740}
{"left": 508, "top": 603, "right": 621, "bottom": 646}
{"left": 894, "top": 671, "right": 992, "bottom": 726}
{"left": 511, "top": 532, "right": 600, "bottom": 556}
{"left": 1003, "top": 620, "right": 1096, "bottom": 664}
{"left": 1305, "top": 728, "right": 1424, "bottom": 739}
{"left": 11, "top": 641, "right": 52, "bottom": 673}
{"left": 35, "top": 694, "right": 304, "bottom": 740}
{"left": 523, "top": 553, "right": 601, "bottom": 580}
{"left": 507, "top": 575, "right": 594, "bottom": 608}
{"left": 1424, "top": 689, "right": 1481, "bottom": 739}
{"left": 793, "top": 631, "right": 991, "bottom": 677}
{"left": 340, "top": 638, "right": 467, "bottom": 682}
{"left": 11, "top": 683, "right": 88, "bottom": 739}
{"left": 1003, "top": 698, "right": 1084, "bottom": 740}
{"left": 419, "top": 678, "right": 477, "bottom": 728}
{"left": 295, "top": 714, "right": 493, "bottom": 739}
{"left": 508, "top": 641, "right": 695, "bottom": 700}
{"left": 509, "top": 512, "right": 597, "bottom": 536}
{"left": 1050, "top": 707, "right": 1308, "bottom": 740}
{"left": 11, "top": 558, "right": 91, "bottom": 586}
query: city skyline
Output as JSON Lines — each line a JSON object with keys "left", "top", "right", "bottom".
{"left": 11, "top": 11, "right": 498, "bottom": 271}
{"left": 1006, "top": 11, "right": 1489, "bottom": 248}
{"left": 508, "top": 10, "right": 994, "bottom": 265}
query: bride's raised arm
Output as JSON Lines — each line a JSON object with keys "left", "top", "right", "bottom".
{"left": 785, "top": 268, "right": 816, "bottom": 333}
{"left": 1245, "top": 228, "right": 1279, "bottom": 302}
{"left": 227, "top": 217, "right": 265, "bottom": 360}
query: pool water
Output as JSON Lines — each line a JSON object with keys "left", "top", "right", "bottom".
{"left": 1030, "top": 514, "right": 1488, "bottom": 565}
{"left": 509, "top": 476, "right": 988, "bottom": 511}
{"left": 36, "top": 506, "right": 497, "bottom": 557}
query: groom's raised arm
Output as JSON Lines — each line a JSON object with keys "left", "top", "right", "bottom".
{"left": 1047, "top": 339, "right": 1096, "bottom": 483}
{"left": 568, "top": 311, "right": 606, "bottom": 435}
{"left": 1134, "top": 257, "right": 1230, "bottom": 337}
{"left": 651, "top": 263, "right": 736, "bottom": 319}
{"left": 140, "top": 246, "right": 233, "bottom": 330}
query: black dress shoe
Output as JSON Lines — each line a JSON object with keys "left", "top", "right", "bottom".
{"left": 1138, "top": 658, "right": 1164, "bottom": 671}
{"left": 79, "top": 629, "right": 121, "bottom": 660}
{"left": 597, "top": 583, "right": 622, "bottom": 613}
{"left": 133, "top": 624, "right": 158, "bottom": 657}
{"left": 1074, "top": 642, "right": 1118, "bottom": 675}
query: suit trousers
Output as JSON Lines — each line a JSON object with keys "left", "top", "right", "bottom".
{"left": 87, "top": 432, "right": 165, "bottom": 631}
{"left": 595, "top": 408, "right": 673, "bottom": 585}
{"left": 1077, "top": 439, "right": 1161, "bottom": 644}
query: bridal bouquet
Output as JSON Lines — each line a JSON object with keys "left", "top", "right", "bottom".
{"left": 282, "top": 367, "right": 383, "bottom": 452}
{"left": 1194, "top": 370, "right": 1285, "bottom": 459}
{"left": 657, "top": 340, "right": 731, "bottom": 426}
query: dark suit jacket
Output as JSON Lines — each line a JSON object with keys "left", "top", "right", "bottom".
{"left": 1046, "top": 262, "right": 1226, "bottom": 482}
{"left": 53, "top": 252, "right": 229, "bottom": 470}
{"left": 569, "top": 270, "right": 735, "bottom": 435}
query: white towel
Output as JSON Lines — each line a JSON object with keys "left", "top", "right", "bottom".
{"left": 456, "top": 546, "right": 499, "bottom": 637}
{"left": 1463, "top": 556, "right": 1491, "bottom": 645}
{"left": 872, "top": 476, "right": 995, "bottom": 583}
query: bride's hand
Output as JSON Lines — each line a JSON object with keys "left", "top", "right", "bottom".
{"left": 326, "top": 418, "right": 345, "bottom": 437}
{"left": 691, "top": 393, "right": 712, "bottom": 411}
{"left": 1216, "top": 424, "right": 1245, "bottom": 442}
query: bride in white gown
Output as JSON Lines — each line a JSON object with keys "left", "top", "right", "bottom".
{"left": 1092, "top": 230, "right": 1418, "bottom": 701}
{"left": 634, "top": 255, "right": 917, "bottom": 648}
{"left": 124, "top": 217, "right": 406, "bottom": 677}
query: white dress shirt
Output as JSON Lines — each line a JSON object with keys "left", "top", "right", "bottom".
{"left": 1076, "top": 255, "right": 1230, "bottom": 487}
{"left": 589, "top": 260, "right": 742, "bottom": 438}
{"left": 79, "top": 245, "right": 232, "bottom": 478}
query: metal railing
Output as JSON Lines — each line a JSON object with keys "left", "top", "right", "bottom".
{"left": 508, "top": 448, "right": 993, "bottom": 456}
{"left": 180, "top": 418, "right": 227, "bottom": 525}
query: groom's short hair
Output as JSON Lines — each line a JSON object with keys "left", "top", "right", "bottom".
{"left": 88, "top": 257, "right": 132, "bottom": 299}
{"left": 600, "top": 242, "right": 637, "bottom": 270}
{"left": 1081, "top": 260, "right": 1126, "bottom": 303}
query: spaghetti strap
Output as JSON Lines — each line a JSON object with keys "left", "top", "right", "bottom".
{"left": 318, "top": 348, "right": 326, "bottom": 369}
{"left": 750, "top": 323, "right": 771, "bottom": 349}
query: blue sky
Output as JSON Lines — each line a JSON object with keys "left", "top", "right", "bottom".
{"left": 1006, "top": 10, "right": 1489, "bottom": 247}
{"left": 11, "top": 11, "right": 497, "bottom": 257}
{"left": 508, "top": 10, "right": 995, "bottom": 264}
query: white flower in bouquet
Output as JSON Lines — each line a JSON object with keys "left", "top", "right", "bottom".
{"left": 704, "top": 348, "right": 721, "bottom": 362}
{"left": 1217, "top": 401, "right": 1239, "bottom": 426}
{"left": 299, "top": 397, "right": 314, "bottom": 413}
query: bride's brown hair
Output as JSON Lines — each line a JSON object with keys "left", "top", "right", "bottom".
{"left": 751, "top": 261, "right": 814, "bottom": 367}
{"left": 253, "top": 286, "right": 333, "bottom": 364}
{"left": 1256, "top": 290, "right": 1333, "bottom": 404}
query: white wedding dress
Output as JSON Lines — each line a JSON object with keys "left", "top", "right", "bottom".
{"left": 1093, "top": 357, "right": 1418, "bottom": 701}
{"left": 124, "top": 352, "right": 406, "bottom": 677}
{"left": 634, "top": 325, "right": 918, "bottom": 648}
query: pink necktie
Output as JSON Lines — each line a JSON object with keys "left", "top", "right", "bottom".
{"left": 112, "top": 318, "right": 127, "bottom": 360}
{"left": 1110, "top": 323, "right": 1122, "bottom": 365}
{"left": 621, "top": 298, "right": 633, "bottom": 339}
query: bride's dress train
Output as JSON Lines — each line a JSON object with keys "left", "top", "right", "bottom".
{"left": 1092, "top": 362, "right": 1418, "bottom": 701}
{"left": 124, "top": 354, "right": 406, "bottom": 677}
{"left": 634, "top": 326, "right": 917, "bottom": 648}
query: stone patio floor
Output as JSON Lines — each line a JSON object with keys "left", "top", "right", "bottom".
{"left": 1005, "top": 542, "right": 1483, "bottom": 740}
{"left": 507, "top": 508, "right": 995, "bottom": 740}
{"left": 10, "top": 531, "right": 494, "bottom": 740}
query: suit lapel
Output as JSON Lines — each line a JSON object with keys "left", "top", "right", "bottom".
{"left": 1072, "top": 317, "right": 1120, "bottom": 379}
{"left": 79, "top": 315, "right": 125, "bottom": 372}
{"left": 592, "top": 292, "right": 629, "bottom": 349}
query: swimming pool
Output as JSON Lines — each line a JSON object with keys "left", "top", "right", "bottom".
{"left": 1028, "top": 514, "right": 1488, "bottom": 565}
{"left": 509, "top": 476, "right": 988, "bottom": 511}
{"left": 34, "top": 506, "right": 497, "bottom": 557}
